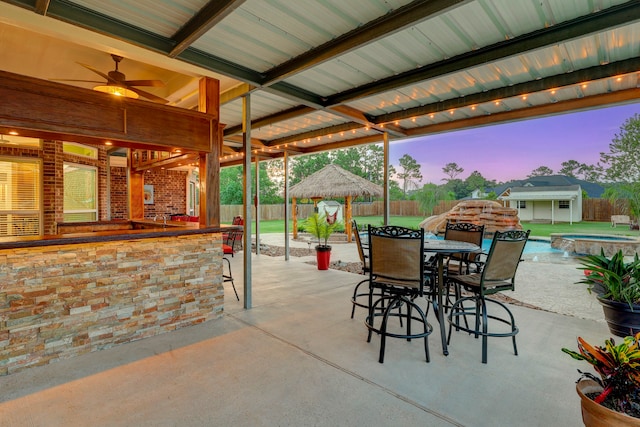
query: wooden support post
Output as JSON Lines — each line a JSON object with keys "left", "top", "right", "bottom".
{"left": 198, "top": 77, "right": 221, "bottom": 227}
{"left": 128, "top": 149, "right": 144, "bottom": 219}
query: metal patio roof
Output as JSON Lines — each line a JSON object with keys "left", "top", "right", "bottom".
{"left": 0, "top": 0, "right": 639, "bottom": 165}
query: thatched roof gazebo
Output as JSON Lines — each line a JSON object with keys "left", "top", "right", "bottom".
{"left": 289, "top": 164, "right": 383, "bottom": 242}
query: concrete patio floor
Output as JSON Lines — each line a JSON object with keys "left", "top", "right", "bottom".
{"left": 0, "top": 234, "right": 610, "bottom": 426}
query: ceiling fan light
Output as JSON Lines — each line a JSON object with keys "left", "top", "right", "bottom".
{"left": 93, "top": 84, "right": 139, "bottom": 99}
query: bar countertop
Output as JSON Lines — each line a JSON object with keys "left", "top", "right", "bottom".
{"left": 0, "top": 220, "right": 242, "bottom": 250}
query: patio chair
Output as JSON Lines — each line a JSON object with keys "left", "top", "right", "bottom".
{"left": 441, "top": 222, "right": 485, "bottom": 316}
{"left": 365, "top": 225, "right": 433, "bottom": 363}
{"left": 350, "top": 220, "right": 370, "bottom": 318}
{"left": 222, "top": 216, "right": 244, "bottom": 250}
{"left": 446, "top": 229, "right": 530, "bottom": 363}
{"left": 222, "top": 228, "right": 242, "bottom": 301}
{"left": 444, "top": 221, "right": 485, "bottom": 275}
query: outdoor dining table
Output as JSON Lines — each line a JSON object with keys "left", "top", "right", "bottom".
{"left": 423, "top": 239, "right": 481, "bottom": 356}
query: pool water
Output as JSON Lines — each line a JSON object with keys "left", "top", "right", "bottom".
{"left": 428, "top": 236, "right": 561, "bottom": 254}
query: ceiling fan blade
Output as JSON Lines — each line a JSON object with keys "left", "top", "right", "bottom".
{"left": 124, "top": 79, "right": 165, "bottom": 87}
{"left": 127, "top": 86, "right": 169, "bottom": 104}
{"left": 77, "top": 62, "right": 114, "bottom": 83}
{"left": 50, "top": 79, "right": 104, "bottom": 84}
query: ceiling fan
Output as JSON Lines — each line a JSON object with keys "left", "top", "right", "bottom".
{"left": 53, "top": 54, "right": 168, "bottom": 104}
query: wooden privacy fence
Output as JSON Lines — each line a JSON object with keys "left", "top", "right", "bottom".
{"left": 221, "top": 199, "right": 625, "bottom": 223}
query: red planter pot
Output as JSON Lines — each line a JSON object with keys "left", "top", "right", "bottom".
{"left": 315, "top": 246, "right": 332, "bottom": 270}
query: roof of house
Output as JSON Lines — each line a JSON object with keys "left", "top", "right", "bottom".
{"left": 490, "top": 175, "right": 604, "bottom": 198}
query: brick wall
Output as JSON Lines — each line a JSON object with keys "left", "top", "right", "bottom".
{"left": 0, "top": 233, "right": 224, "bottom": 375}
{"left": 110, "top": 166, "right": 128, "bottom": 219}
{"left": 143, "top": 170, "right": 188, "bottom": 219}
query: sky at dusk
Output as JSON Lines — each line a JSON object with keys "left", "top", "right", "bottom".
{"left": 388, "top": 103, "right": 640, "bottom": 185}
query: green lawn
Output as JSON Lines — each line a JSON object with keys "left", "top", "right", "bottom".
{"left": 245, "top": 217, "right": 640, "bottom": 238}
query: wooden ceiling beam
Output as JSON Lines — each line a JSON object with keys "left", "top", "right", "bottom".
{"left": 405, "top": 88, "right": 640, "bottom": 137}
{"left": 132, "top": 153, "right": 199, "bottom": 172}
{"left": 219, "top": 134, "right": 384, "bottom": 167}
{"left": 225, "top": 134, "right": 268, "bottom": 147}
{"left": 169, "top": 0, "right": 247, "bottom": 57}
{"left": 328, "top": 105, "right": 406, "bottom": 138}
{"left": 224, "top": 106, "right": 315, "bottom": 136}
{"left": 220, "top": 83, "right": 256, "bottom": 105}
{"left": 34, "top": 0, "right": 50, "bottom": 15}
{"left": 268, "top": 122, "right": 364, "bottom": 146}
{"left": 372, "top": 58, "right": 640, "bottom": 124}
{"left": 301, "top": 134, "right": 385, "bottom": 153}
{"left": 263, "top": 0, "right": 470, "bottom": 84}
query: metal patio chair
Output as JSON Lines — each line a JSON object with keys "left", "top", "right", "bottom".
{"left": 365, "top": 225, "right": 433, "bottom": 363}
{"left": 446, "top": 229, "right": 530, "bottom": 363}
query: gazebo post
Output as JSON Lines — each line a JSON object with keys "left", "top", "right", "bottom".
{"left": 345, "top": 195, "right": 352, "bottom": 242}
{"left": 292, "top": 197, "right": 297, "bottom": 239}
{"left": 311, "top": 197, "right": 323, "bottom": 213}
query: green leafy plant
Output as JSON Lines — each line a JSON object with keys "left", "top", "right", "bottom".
{"left": 562, "top": 332, "right": 640, "bottom": 418}
{"left": 577, "top": 249, "right": 640, "bottom": 307}
{"left": 303, "top": 213, "right": 341, "bottom": 249}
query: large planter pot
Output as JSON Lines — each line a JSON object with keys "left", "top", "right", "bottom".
{"left": 315, "top": 245, "right": 331, "bottom": 270}
{"left": 597, "top": 296, "right": 640, "bottom": 337}
{"left": 576, "top": 379, "right": 640, "bottom": 426}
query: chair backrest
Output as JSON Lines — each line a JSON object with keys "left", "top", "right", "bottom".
{"left": 444, "top": 221, "right": 484, "bottom": 246}
{"left": 232, "top": 216, "right": 244, "bottom": 225}
{"left": 368, "top": 225, "right": 425, "bottom": 295}
{"left": 444, "top": 221, "right": 485, "bottom": 272}
{"left": 352, "top": 220, "right": 369, "bottom": 272}
{"left": 225, "top": 228, "right": 243, "bottom": 251}
{"left": 480, "top": 229, "right": 530, "bottom": 289}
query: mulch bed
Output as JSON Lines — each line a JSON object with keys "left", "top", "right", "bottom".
{"left": 250, "top": 243, "right": 543, "bottom": 310}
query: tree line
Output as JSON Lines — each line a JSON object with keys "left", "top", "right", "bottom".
{"left": 220, "top": 113, "right": 640, "bottom": 218}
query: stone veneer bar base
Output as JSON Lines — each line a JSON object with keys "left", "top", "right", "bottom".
{"left": 0, "top": 232, "right": 223, "bottom": 375}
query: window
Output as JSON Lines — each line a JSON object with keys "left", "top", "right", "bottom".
{"left": 64, "top": 163, "right": 97, "bottom": 222}
{"left": 63, "top": 142, "right": 97, "bottom": 159}
{"left": 0, "top": 157, "right": 42, "bottom": 236}
{"left": 517, "top": 201, "right": 527, "bottom": 209}
{"left": 0, "top": 135, "right": 41, "bottom": 148}
{"left": 559, "top": 200, "right": 570, "bottom": 209}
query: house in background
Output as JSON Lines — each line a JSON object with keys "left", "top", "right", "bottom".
{"left": 489, "top": 175, "right": 604, "bottom": 224}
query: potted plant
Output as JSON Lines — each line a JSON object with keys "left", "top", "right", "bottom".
{"left": 562, "top": 332, "right": 640, "bottom": 425}
{"left": 302, "top": 213, "right": 341, "bottom": 270}
{"left": 578, "top": 249, "right": 640, "bottom": 337}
